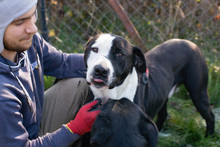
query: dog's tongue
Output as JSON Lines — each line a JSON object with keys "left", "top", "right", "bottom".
{"left": 94, "top": 79, "right": 104, "bottom": 83}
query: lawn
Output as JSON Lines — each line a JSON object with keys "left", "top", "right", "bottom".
{"left": 157, "top": 89, "right": 220, "bottom": 147}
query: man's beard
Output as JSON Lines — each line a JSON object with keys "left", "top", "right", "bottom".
{"left": 3, "top": 37, "right": 33, "bottom": 52}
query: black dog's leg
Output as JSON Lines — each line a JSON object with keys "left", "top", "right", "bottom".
{"left": 183, "top": 62, "right": 215, "bottom": 136}
{"left": 156, "top": 99, "right": 168, "bottom": 131}
{"left": 187, "top": 87, "right": 215, "bottom": 136}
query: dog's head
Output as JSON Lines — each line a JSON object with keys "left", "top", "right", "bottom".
{"left": 90, "top": 98, "right": 158, "bottom": 147}
{"left": 84, "top": 33, "right": 146, "bottom": 90}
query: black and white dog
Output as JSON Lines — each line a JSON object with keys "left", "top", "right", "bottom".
{"left": 84, "top": 34, "right": 146, "bottom": 103}
{"left": 84, "top": 34, "right": 215, "bottom": 139}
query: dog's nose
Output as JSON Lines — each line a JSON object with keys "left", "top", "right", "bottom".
{"left": 94, "top": 65, "right": 109, "bottom": 77}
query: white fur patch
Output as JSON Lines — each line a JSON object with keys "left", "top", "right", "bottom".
{"left": 91, "top": 67, "right": 138, "bottom": 103}
{"left": 86, "top": 34, "right": 115, "bottom": 85}
{"left": 168, "top": 85, "right": 177, "bottom": 98}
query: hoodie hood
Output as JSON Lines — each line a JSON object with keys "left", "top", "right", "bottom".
{"left": 0, "top": 51, "right": 27, "bottom": 74}
{"left": 0, "top": 0, "right": 38, "bottom": 53}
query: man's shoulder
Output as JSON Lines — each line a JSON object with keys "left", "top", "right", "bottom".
{"left": 33, "top": 32, "right": 45, "bottom": 46}
{"left": 32, "top": 32, "right": 47, "bottom": 54}
{"left": 34, "top": 32, "right": 43, "bottom": 39}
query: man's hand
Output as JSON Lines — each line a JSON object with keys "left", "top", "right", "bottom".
{"left": 66, "top": 99, "right": 101, "bottom": 136}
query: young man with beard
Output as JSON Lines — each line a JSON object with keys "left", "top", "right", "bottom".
{"left": 0, "top": 0, "right": 100, "bottom": 146}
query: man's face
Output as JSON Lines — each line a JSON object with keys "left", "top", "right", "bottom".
{"left": 3, "top": 5, "right": 38, "bottom": 52}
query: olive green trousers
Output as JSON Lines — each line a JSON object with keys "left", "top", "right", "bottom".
{"left": 39, "top": 78, "right": 92, "bottom": 146}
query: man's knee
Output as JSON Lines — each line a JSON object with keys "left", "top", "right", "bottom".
{"left": 40, "top": 78, "right": 93, "bottom": 135}
{"left": 45, "top": 78, "right": 91, "bottom": 101}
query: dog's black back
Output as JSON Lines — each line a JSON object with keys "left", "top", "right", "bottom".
{"left": 90, "top": 98, "right": 158, "bottom": 147}
{"left": 135, "top": 39, "right": 204, "bottom": 117}
{"left": 134, "top": 39, "right": 215, "bottom": 135}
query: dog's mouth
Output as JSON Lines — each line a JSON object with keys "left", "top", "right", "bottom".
{"left": 88, "top": 77, "right": 109, "bottom": 89}
{"left": 88, "top": 76, "right": 119, "bottom": 90}
{"left": 92, "top": 78, "right": 107, "bottom": 88}
{"left": 87, "top": 65, "right": 118, "bottom": 89}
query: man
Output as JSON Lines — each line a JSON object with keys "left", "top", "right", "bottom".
{"left": 0, "top": 0, "right": 100, "bottom": 146}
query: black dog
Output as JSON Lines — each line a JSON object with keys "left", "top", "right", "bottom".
{"left": 90, "top": 98, "right": 158, "bottom": 147}
{"left": 84, "top": 34, "right": 215, "bottom": 136}
{"left": 135, "top": 38, "right": 215, "bottom": 135}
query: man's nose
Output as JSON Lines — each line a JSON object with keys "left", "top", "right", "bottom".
{"left": 25, "top": 18, "right": 38, "bottom": 34}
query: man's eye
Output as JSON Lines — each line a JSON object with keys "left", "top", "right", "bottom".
{"left": 14, "top": 20, "right": 24, "bottom": 26}
{"left": 92, "top": 48, "right": 98, "bottom": 53}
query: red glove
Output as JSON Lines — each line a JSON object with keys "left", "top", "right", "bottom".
{"left": 66, "top": 99, "right": 101, "bottom": 136}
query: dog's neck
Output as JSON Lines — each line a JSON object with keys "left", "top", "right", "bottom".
{"left": 91, "top": 67, "right": 138, "bottom": 103}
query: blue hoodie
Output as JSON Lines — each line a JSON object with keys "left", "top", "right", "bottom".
{"left": 0, "top": 33, "right": 86, "bottom": 146}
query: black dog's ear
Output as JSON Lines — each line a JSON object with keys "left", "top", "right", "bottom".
{"left": 90, "top": 117, "right": 112, "bottom": 146}
{"left": 133, "top": 46, "right": 146, "bottom": 73}
{"left": 138, "top": 113, "right": 158, "bottom": 147}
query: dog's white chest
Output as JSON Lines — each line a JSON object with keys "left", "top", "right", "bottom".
{"left": 92, "top": 67, "right": 138, "bottom": 103}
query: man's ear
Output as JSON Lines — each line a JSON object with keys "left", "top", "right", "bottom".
{"left": 138, "top": 113, "right": 158, "bottom": 147}
{"left": 133, "top": 46, "right": 146, "bottom": 73}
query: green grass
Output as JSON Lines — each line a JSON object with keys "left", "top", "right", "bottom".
{"left": 44, "top": 76, "right": 55, "bottom": 90}
{"left": 157, "top": 92, "right": 220, "bottom": 147}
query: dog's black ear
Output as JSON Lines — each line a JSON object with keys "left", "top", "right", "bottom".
{"left": 138, "top": 113, "right": 158, "bottom": 147}
{"left": 90, "top": 117, "right": 112, "bottom": 146}
{"left": 133, "top": 46, "right": 146, "bottom": 73}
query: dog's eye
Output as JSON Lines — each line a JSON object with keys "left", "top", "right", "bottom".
{"left": 116, "top": 53, "right": 124, "bottom": 57}
{"left": 92, "top": 48, "right": 99, "bottom": 53}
